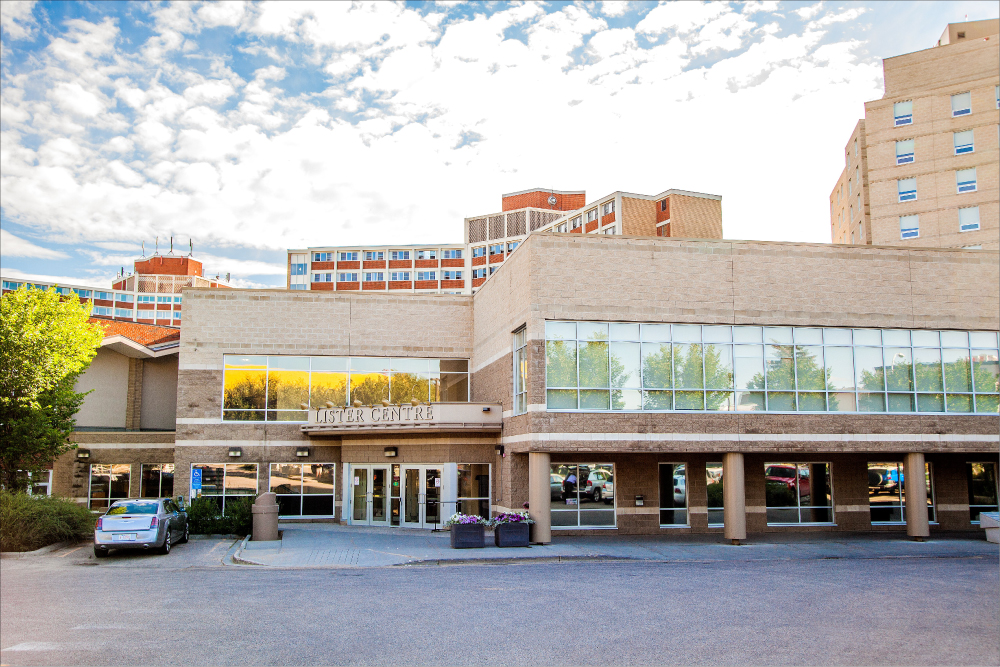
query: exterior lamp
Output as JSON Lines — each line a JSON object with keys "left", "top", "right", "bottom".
{"left": 296, "top": 447, "right": 310, "bottom": 458}
{"left": 299, "top": 403, "right": 310, "bottom": 410}
{"left": 384, "top": 447, "right": 398, "bottom": 457}
{"left": 76, "top": 449, "right": 91, "bottom": 460}
{"left": 635, "top": 495, "right": 645, "bottom": 506}
{"left": 353, "top": 400, "right": 362, "bottom": 408}
{"left": 228, "top": 447, "right": 242, "bottom": 458}
{"left": 382, "top": 399, "right": 391, "bottom": 407}
{"left": 325, "top": 401, "right": 335, "bottom": 408}
{"left": 411, "top": 398, "right": 420, "bottom": 406}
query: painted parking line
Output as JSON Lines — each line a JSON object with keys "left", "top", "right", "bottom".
{"left": 56, "top": 546, "right": 85, "bottom": 558}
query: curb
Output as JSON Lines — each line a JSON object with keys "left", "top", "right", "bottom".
{"left": 0, "top": 541, "right": 74, "bottom": 559}
{"left": 398, "top": 554, "right": 645, "bottom": 567}
{"left": 231, "top": 535, "right": 266, "bottom": 566}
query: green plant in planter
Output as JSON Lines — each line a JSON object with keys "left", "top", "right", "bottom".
{"left": 444, "top": 512, "right": 489, "bottom": 526}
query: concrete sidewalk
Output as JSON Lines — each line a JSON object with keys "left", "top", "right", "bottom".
{"left": 232, "top": 522, "right": 998, "bottom": 568}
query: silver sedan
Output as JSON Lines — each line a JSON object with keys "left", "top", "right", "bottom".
{"left": 93, "top": 498, "right": 188, "bottom": 558}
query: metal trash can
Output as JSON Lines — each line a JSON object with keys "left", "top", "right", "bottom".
{"left": 251, "top": 492, "right": 280, "bottom": 541}
{"left": 980, "top": 512, "right": 999, "bottom": 544}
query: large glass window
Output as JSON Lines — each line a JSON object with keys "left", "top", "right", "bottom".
{"left": 513, "top": 328, "right": 527, "bottom": 415}
{"left": 544, "top": 323, "right": 999, "bottom": 414}
{"left": 89, "top": 464, "right": 131, "bottom": 510}
{"left": 140, "top": 464, "right": 174, "bottom": 499}
{"left": 967, "top": 462, "right": 999, "bottom": 523}
{"left": 457, "top": 464, "right": 491, "bottom": 518}
{"left": 269, "top": 463, "right": 335, "bottom": 517}
{"left": 868, "top": 461, "right": 934, "bottom": 524}
{"left": 550, "top": 463, "right": 615, "bottom": 528}
{"left": 706, "top": 462, "right": 724, "bottom": 526}
{"left": 223, "top": 356, "right": 470, "bottom": 421}
{"left": 192, "top": 463, "right": 258, "bottom": 512}
{"left": 764, "top": 462, "right": 833, "bottom": 525}
{"left": 659, "top": 463, "right": 687, "bottom": 526}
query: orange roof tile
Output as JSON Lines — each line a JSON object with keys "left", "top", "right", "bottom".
{"left": 89, "top": 318, "right": 181, "bottom": 347}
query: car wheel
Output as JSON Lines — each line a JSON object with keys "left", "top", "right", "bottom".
{"left": 94, "top": 546, "right": 108, "bottom": 558}
{"left": 160, "top": 531, "right": 171, "bottom": 555}
{"left": 179, "top": 523, "right": 189, "bottom": 544}
{"left": 593, "top": 489, "right": 602, "bottom": 503}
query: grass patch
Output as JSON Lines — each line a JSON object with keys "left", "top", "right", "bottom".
{"left": 0, "top": 490, "right": 95, "bottom": 552}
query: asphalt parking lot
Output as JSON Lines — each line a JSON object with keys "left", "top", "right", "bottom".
{"left": 1, "top": 535, "right": 997, "bottom": 666}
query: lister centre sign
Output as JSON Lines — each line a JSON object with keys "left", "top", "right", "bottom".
{"left": 313, "top": 404, "right": 436, "bottom": 425}
{"left": 301, "top": 402, "right": 503, "bottom": 435}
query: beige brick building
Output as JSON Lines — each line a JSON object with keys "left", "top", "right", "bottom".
{"left": 831, "top": 20, "right": 999, "bottom": 250}
{"left": 54, "top": 232, "right": 1000, "bottom": 542}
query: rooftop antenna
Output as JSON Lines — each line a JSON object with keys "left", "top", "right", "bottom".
{"left": 141, "top": 241, "right": 145, "bottom": 257}
{"left": 155, "top": 237, "right": 159, "bottom": 254}
{"left": 189, "top": 239, "right": 193, "bottom": 257}
{"left": 226, "top": 272, "right": 231, "bottom": 283}
{"left": 169, "top": 236, "right": 174, "bottom": 254}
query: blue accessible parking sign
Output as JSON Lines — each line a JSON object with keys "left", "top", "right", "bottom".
{"left": 191, "top": 468, "right": 202, "bottom": 490}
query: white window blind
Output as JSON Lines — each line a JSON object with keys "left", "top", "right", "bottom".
{"left": 954, "top": 130, "right": 974, "bottom": 153}
{"left": 893, "top": 100, "right": 912, "bottom": 125}
{"left": 951, "top": 92, "right": 971, "bottom": 116}
{"left": 959, "top": 207, "right": 980, "bottom": 231}
{"left": 899, "top": 214, "right": 919, "bottom": 239}
{"left": 956, "top": 168, "right": 976, "bottom": 192}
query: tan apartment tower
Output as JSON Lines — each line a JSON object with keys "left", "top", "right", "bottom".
{"left": 830, "top": 19, "right": 999, "bottom": 249}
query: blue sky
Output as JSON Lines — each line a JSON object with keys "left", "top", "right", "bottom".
{"left": 1, "top": 1, "right": 996, "bottom": 288}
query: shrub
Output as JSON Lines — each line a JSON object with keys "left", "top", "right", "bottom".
{"left": 706, "top": 480, "right": 724, "bottom": 508}
{"left": 223, "top": 496, "right": 253, "bottom": 537}
{"left": 0, "top": 490, "right": 95, "bottom": 552}
{"left": 186, "top": 497, "right": 226, "bottom": 535}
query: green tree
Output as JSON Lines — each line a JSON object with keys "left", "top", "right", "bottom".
{"left": 1, "top": 287, "right": 103, "bottom": 491}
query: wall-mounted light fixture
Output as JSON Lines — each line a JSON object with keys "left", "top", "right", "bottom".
{"left": 228, "top": 447, "right": 242, "bottom": 458}
{"left": 384, "top": 447, "right": 398, "bottom": 458}
{"left": 76, "top": 449, "right": 91, "bottom": 460}
{"left": 495, "top": 444, "right": 505, "bottom": 457}
{"left": 299, "top": 402, "right": 310, "bottom": 410}
{"left": 635, "top": 495, "right": 644, "bottom": 507}
{"left": 296, "top": 447, "right": 310, "bottom": 458}
{"left": 482, "top": 407, "right": 491, "bottom": 412}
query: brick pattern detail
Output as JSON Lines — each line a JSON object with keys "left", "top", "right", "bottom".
{"left": 388, "top": 281, "right": 412, "bottom": 290}
{"left": 622, "top": 197, "right": 658, "bottom": 236}
{"left": 441, "top": 258, "right": 464, "bottom": 268}
{"left": 388, "top": 260, "right": 412, "bottom": 269}
{"left": 489, "top": 215, "right": 505, "bottom": 240}
{"left": 472, "top": 256, "right": 487, "bottom": 266}
{"left": 472, "top": 277, "right": 486, "bottom": 287}
{"left": 362, "top": 260, "right": 386, "bottom": 269}
{"left": 362, "top": 282, "right": 386, "bottom": 290}
{"left": 89, "top": 318, "right": 180, "bottom": 346}
{"left": 336, "top": 261, "right": 360, "bottom": 270}
{"left": 312, "top": 282, "right": 334, "bottom": 290}
{"left": 601, "top": 211, "right": 616, "bottom": 227}
{"left": 414, "top": 259, "right": 438, "bottom": 268}
{"left": 125, "top": 358, "right": 143, "bottom": 431}
{"left": 469, "top": 218, "right": 487, "bottom": 243}
{"left": 489, "top": 253, "right": 505, "bottom": 263}
{"left": 335, "top": 282, "right": 359, "bottom": 291}
{"left": 441, "top": 280, "right": 464, "bottom": 288}
{"left": 656, "top": 197, "right": 670, "bottom": 223}
{"left": 414, "top": 280, "right": 438, "bottom": 290}
{"left": 669, "top": 195, "right": 723, "bottom": 239}
{"left": 134, "top": 256, "right": 202, "bottom": 277}
{"left": 312, "top": 261, "right": 336, "bottom": 270}
{"left": 138, "top": 303, "right": 155, "bottom": 310}
{"left": 585, "top": 221, "right": 598, "bottom": 233}
{"left": 501, "top": 191, "right": 586, "bottom": 211}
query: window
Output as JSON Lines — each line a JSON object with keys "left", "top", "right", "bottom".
{"left": 488, "top": 266, "right": 497, "bottom": 275}
{"left": 956, "top": 168, "right": 976, "bottom": 193}
{"left": 996, "top": 85, "right": 999, "bottom": 109}
{"left": 442, "top": 270, "right": 462, "bottom": 280}
{"left": 603, "top": 226, "right": 616, "bottom": 235}
{"left": 341, "top": 252, "right": 359, "bottom": 261}
{"left": 140, "top": 464, "right": 175, "bottom": 499}
{"left": 155, "top": 311, "right": 171, "bottom": 320}
{"left": 416, "top": 271, "right": 436, "bottom": 281}
{"left": 390, "top": 271, "right": 410, "bottom": 281}
{"left": 959, "top": 207, "right": 981, "bottom": 232}
{"left": 313, "top": 252, "right": 333, "bottom": 262}
{"left": 550, "top": 463, "right": 616, "bottom": 528}
{"left": 2, "top": 281, "right": 23, "bottom": 290}
{"left": 954, "top": 130, "right": 974, "bottom": 154}
{"left": 191, "top": 463, "right": 258, "bottom": 512}
{"left": 156, "top": 296, "right": 172, "bottom": 303}
{"left": 707, "top": 463, "right": 724, "bottom": 526}
{"left": 362, "top": 272, "right": 383, "bottom": 282}
{"left": 900, "top": 215, "right": 919, "bottom": 239}
{"left": 417, "top": 250, "right": 436, "bottom": 260}
{"left": 89, "top": 464, "right": 131, "bottom": 510}
{"left": 72, "top": 288, "right": 92, "bottom": 298}
{"left": 472, "top": 268, "right": 487, "bottom": 279}
{"left": 489, "top": 244, "right": 504, "bottom": 255}
{"left": 659, "top": 463, "right": 687, "bottom": 526}
{"left": 115, "top": 294, "right": 133, "bottom": 303}
{"left": 854, "top": 138, "right": 858, "bottom": 156}
{"left": 94, "top": 291, "right": 111, "bottom": 300}
{"left": 586, "top": 209, "right": 598, "bottom": 223}
{"left": 174, "top": 296, "right": 182, "bottom": 303}
{"left": 602, "top": 201, "right": 614, "bottom": 215}
{"left": 849, "top": 205, "right": 853, "bottom": 221}
{"left": 116, "top": 308, "right": 134, "bottom": 318}
{"left": 138, "top": 295, "right": 156, "bottom": 303}
{"left": 290, "top": 263, "right": 307, "bottom": 276}
{"left": 951, "top": 91, "right": 971, "bottom": 117}
{"left": 442, "top": 249, "right": 462, "bottom": 259}
{"left": 270, "top": 463, "right": 336, "bottom": 517}
{"left": 513, "top": 327, "right": 527, "bottom": 415}
{"left": 457, "top": 464, "right": 491, "bottom": 518}
{"left": 312, "top": 273, "right": 333, "bottom": 282}
{"left": 868, "top": 461, "right": 934, "bottom": 524}
{"left": 555, "top": 222, "right": 568, "bottom": 233}
{"left": 897, "top": 178, "right": 916, "bottom": 202}
{"left": 173, "top": 311, "right": 182, "bottom": 319}
{"left": 570, "top": 216, "right": 583, "bottom": 229}
{"left": 660, "top": 199, "right": 667, "bottom": 212}
{"left": 472, "top": 246, "right": 486, "bottom": 258}
{"left": 967, "top": 462, "right": 999, "bottom": 523}
{"left": 390, "top": 250, "right": 410, "bottom": 260}
{"left": 222, "top": 355, "right": 470, "bottom": 421}
{"left": 895, "top": 139, "right": 914, "bottom": 164}
{"left": 28, "top": 470, "right": 52, "bottom": 496}
{"left": 363, "top": 251, "right": 383, "bottom": 261}
{"left": 765, "top": 462, "right": 833, "bottom": 524}
{"left": 337, "top": 272, "right": 358, "bottom": 282}
{"left": 893, "top": 100, "right": 912, "bottom": 126}
{"left": 848, "top": 179, "right": 852, "bottom": 197}
{"left": 92, "top": 306, "right": 112, "bottom": 316}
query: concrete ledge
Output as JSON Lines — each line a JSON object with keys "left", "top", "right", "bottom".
{"left": 0, "top": 541, "right": 73, "bottom": 559}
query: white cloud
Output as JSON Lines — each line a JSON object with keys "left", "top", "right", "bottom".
{"left": 0, "top": 0, "right": 37, "bottom": 41}
{"left": 601, "top": 1, "right": 632, "bottom": 17}
{"left": 0, "top": 229, "right": 70, "bottom": 259}
{"left": 794, "top": 3, "right": 824, "bottom": 20}
{"left": 0, "top": 266, "right": 112, "bottom": 288}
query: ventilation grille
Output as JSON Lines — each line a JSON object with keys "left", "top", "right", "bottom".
{"left": 507, "top": 211, "right": 526, "bottom": 236}
{"left": 468, "top": 218, "right": 487, "bottom": 244}
{"left": 489, "top": 215, "right": 505, "bottom": 240}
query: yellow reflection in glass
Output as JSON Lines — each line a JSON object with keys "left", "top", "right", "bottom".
{"left": 350, "top": 372, "right": 389, "bottom": 405}
{"left": 267, "top": 370, "right": 309, "bottom": 409}
{"left": 224, "top": 370, "right": 266, "bottom": 410}
{"left": 389, "top": 372, "right": 429, "bottom": 403}
{"left": 311, "top": 372, "right": 347, "bottom": 407}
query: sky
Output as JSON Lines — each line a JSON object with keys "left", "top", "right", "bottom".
{"left": 1, "top": 1, "right": 996, "bottom": 289}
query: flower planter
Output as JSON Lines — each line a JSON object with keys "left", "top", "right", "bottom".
{"left": 494, "top": 522, "right": 530, "bottom": 547}
{"left": 450, "top": 523, "right": 485, "bottom": 549}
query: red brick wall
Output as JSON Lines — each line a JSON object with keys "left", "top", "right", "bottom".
{"left": 472, "top": 277, "right": 486, "bottom": 287}
{"left": 585, "top": 221, "right": 599, "bottom": 233}
{"left": 601, "top": 211, "right": 616, "bottom": 226}
{"left": 335, "top": 283, "right": 359, "bottom": 291}
{"left": 310, "top": 261, "right": 334, "bottom": 270}
{"left": 362, "top": 260, "right": 386, "bottom": 269}
{"left": 489, "top": 254, "right": 505, "bottom": 264}
{"left": 156, "top": 304, "right": 171, "bottom": 311}
{"left": 362, "top": 282, "right": 386, "bottom": 290}
{"left": 472, "top": 256, "right": 487, "bottom": 266}
{"left": 570, "top": 227, "right": 583, "bottom": 234}
{"left": 656, "top": 197, "right": 670, "bottom": 223}
{"left": 134, "top": 256, "right": 202, "bottom": 277}
{"left": 414, "top": 280, "right": 438, "bottom": 290}
{"left": 336, "top": 261, "right": 360, "bottom": 270}
{"left": 501, "top": 191, "right": 586, "bottom": 212}
{"left": 388, "top": 281, "right": 411, "bottom": 290}
{"left": 441, "top": 280, "right": 464, "bottom": 289}
{"left": 388, "top": 260, "right": 412, "bottom": 269}
{"left": 441, "top": 258, "right": 463, "bottom": 268}
{"left": 313, "top": 282, "right": 334, "bottom": 291}
{"left": 414, "top": 259, "right": 438, "bottom": 268}
{"left": 138, "top": 303, "right": 154, "bottom": 311}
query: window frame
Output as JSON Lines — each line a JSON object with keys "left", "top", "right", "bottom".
{"left": 268, "top": 462, "right": 337, "bottom": 518}
{"left": 764, "top": 462, "right": 835, "bottom": 526}
{"left": 513, "top": 327, "right": 527, "bottom": 416}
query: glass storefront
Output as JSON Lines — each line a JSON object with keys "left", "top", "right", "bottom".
{"left": 967, "top": 462, "right": 999, "bottom": 523}
{"left": 550, "top": 463, "right": 616, "bottom": 528}
{"left": 140, "top": 464, "right": 174, "bottom": 499}
{"left": 89, "top": 464, "right": 131, "bottom": 510}
{"left": 223, "top": 356, "right": 470, "bottom": 422}
{"left": 765, "top": 462, "right": 833, "bottom": 524}
{"left": 868, "top": 461, "right": 934, "bottom": 524}
{"left": 192, "top": 463, "right": 258, "bottom": 511}
{"left": 457, "top": 463, "right": 491, "bottom": 518}
{"left": 544, "top": 322, "right": 999, "bottom": 414}
{"left": 269, "top": 463, "right": 336, "bottom": 517}
{"left": 659, "top": 463, "right": 687, "bottom": 526}
{"left": 706, "top": 462, "right": 724, "bottom": 526}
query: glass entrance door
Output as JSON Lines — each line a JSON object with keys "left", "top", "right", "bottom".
{"left": 349, "top": 465, "right": 390, "bottom": 526}
{"left": 401, "top": 466, "right": 443, "bottom": 529}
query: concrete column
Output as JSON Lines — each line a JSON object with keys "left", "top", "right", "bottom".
{"left": 125, "top": 358, "right": 144, "bottom": 431}
{"left": 904, "top": 453, "right": 929, "bottom": 540}
{"left": 528, "top": 452, "right": 551, "bottom": 544}
{"left": 723, "top": 452, "right": 746, "bottom": 544}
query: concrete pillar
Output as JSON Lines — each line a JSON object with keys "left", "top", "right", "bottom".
{"left": 723, "top": 452, "right": 746, "bottom": 544}
{"left": 528, "top": 452, "right": 551, "bottom": 544}
{"left": 904, "top": 453, "right": 929, "bottom": 540}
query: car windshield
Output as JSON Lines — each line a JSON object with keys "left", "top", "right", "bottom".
{"left": 107, "top": 501, "right": 159, "bottom": 515}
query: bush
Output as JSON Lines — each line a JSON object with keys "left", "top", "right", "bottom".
{"left": 706, "top": 480, "right": 724, "bottom": 508}
{"left": 0, "top": 490, "right": 95, "bottom": 552}
{"left": 186, "top": 495, "right": 254, "bottom": 536}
